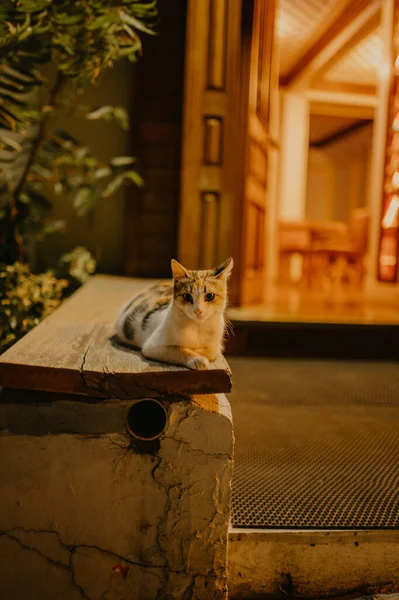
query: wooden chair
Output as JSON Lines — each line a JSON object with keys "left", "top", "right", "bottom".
{"left": 345, "top": 207, "right": 370, "bottom": 286}
{"left": 309, "top": 209, "right": 370, "bottom": 289}
{"left": 279, "top": 220, "right": 349, "bottom": 287}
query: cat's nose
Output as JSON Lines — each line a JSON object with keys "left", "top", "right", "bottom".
{"left": 194, "top": 309, "right": 203, "bottom": 316}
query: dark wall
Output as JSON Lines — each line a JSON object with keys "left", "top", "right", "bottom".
{"left": 125, "top": 0, "right": 187, "bottom": 278}
{"left": 37, "top": 60, "right": 134, "bottom": 274}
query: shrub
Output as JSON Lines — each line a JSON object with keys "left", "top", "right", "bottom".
{"left": 0, "top": 0, "right": 158, "bottom": 351}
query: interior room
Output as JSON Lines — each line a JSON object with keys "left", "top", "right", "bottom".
{"left": 233, "top": 0, "right": 399, "bottom": 324}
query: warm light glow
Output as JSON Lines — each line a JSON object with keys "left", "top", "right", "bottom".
{"left": 276, "top": 16, "right": 295, "bottom": 38}
{"left": 393, "top": 113, "right": 399, "bottom": 132}
{"left": 364, "top": 36, "right": 385, "bottom": 68}
{"left": 380, "top": 255, "right": 397, "bottom": 266}
{"left": 381, "top": 195, "right": 399, "bottom": 228}
{"left": 389, "top": 153, "right": 399, "bottom": 173}
{"left": 377, "top": 20, "right": 399, "bottom": 282}
{"left": 392, "top": 133, "right": 399, "bottom": 152}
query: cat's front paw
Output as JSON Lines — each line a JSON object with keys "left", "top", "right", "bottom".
{"left": 187, "top": 356, "right": 209, "bottom": 370}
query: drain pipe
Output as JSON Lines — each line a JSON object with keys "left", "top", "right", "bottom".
{"left": 126, "top": 398, "right": 167, "bottom": 441}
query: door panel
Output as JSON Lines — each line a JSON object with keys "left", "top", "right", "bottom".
{"left": 178, "top": 0, "right": 242, "bottom": 270}
{"left": 240, "top": 0, "right": 276, "bottom": 304}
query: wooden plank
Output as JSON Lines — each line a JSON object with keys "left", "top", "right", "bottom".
{"left": 0, "top": 276, "right": 232, "bottom": 399}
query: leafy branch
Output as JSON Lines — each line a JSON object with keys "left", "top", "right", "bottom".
{"left": 0, "top": 0, "right": 157, "bottom": 264}
{"left": 13, "top": 71, "right": 66, "bottom": 202}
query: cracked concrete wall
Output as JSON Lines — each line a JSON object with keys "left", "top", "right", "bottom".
{"left": 0, "top": 392, "right": 233, "bottom": 599}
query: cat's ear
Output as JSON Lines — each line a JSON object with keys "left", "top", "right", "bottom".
{"left": 171, "top": 259, "right": 188, "bottom": 279}
{"left": 213, "top": 257, "right": 234, "bottom": 279}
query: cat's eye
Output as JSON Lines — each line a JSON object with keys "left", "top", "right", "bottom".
{"left": 205, "top": 293, "right": 215, "bottom": 302}
{"left": 182, "top": 293, "right": 193, "bottom": 303}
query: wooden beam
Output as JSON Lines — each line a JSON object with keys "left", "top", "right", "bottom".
{"left": 308, "top": 86, "right": 376, "bottom": 119}
{"left": 311, "top": 80, "right": 377, "bottom": 97}
{"left": 280, "top": 0, "right": 381, "bottom": 89}
{"left": 310, "top": 119, "right": 372, "bottom": 148}
{"left": 307, "top": 87, "right": 377, "bottom": 108}
{"left": 310, "top": 101, "right": 375, "bottom": 120}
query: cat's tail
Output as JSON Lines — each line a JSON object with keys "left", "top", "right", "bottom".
{"left": 115, "top": 299, "right": 139, "bottom": 347}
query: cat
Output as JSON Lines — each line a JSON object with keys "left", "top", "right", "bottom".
{"left": 115, "top": 257, "right": 233, "bottom": 370}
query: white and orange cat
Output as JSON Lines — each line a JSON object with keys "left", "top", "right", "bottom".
{"left": 115, "top": 258, "right": 233, "bottom": 370}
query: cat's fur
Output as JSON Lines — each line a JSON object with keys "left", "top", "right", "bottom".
{"left": 115, "top": 258, "right": 233, "bottom": 370}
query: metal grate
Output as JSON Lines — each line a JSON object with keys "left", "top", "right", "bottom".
{"left": 229, "top": 358, "right": 399, "bottom": 529}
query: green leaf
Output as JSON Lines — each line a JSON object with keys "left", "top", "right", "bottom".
{"left": 85, "top": 105, "right": 114, "bottom": 120}
{"left": 102, "top": 173, "right": 125, "bottom": 198}
{"left": 73, "top": 186, "right": 97, "bottom": 215}
{"left": 87, "top": 12, "right": 120, "bottom": 31}
{"left": 16, "top": 0, "right": 51, "bottom": 12}
{"left": 0, "top": 135, "right": 22, "bottom": 152}
{"left": 95, "top": 167, "right": 111, "bottom": 179}
{"left": 75, "top": 146, "right": 89, "bottom": 159}
{"left": 119, "top": 45, "right": 141, "bottom": 57}
{"left": 42, "top": 219, "right": 66, "bottom": 234}
{"left": 102, "top": 169, "right": 144, "bottom": 198}
{"left": 0, "top": 80, "right": 25, "bottom": 94}
{"left": 110, "top": 156, "right": 135, "bottom": 167}
{"left": 113, "top": 106, "right": 129, "bottom": 130}
{"left": 120, "top": 11, "right": 156, "bottom": 35}
{"left": 123, "top": 170, "right": 144, "bottom": 187}
{"left": 1, "top": 70, "right": 42, "bottom": 87}
{"left": 85, "top": 105, "right": 129, "bottom": 130}
{"left": 0, "top": 91, "right": 29, "bottom": 107}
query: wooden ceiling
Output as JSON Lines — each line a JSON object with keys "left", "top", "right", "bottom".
{"left": 277, "top": 0, "right": 382, "bottom": 90}
{"left": 323, "top": 28, "right": 382, "bottom": 87}
{"left": 277, "top": 0, "right": 341, "bottom": 77}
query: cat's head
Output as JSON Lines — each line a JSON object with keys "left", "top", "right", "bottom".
{"left": 171, "top": 258, "right": 233, "bottom": 322}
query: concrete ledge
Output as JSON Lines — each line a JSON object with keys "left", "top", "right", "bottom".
{"left": 0, "top": 392, "right": 234, "bottom": 599}
{"left": 228, "top": 529, "right": 399, "bottom": 599}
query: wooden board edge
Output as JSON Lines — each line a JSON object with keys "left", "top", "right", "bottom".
{"left": 0, "top": 363, "right": 232, "bottom": 400}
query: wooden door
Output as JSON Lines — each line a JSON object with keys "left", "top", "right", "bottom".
{"left": 179, "top": 0, "right": 277, "bottom": 306}
{"left": 233, "top": 0, "right": 277, "bottom": 305}
{"left": 178, "top": 0, "right": 243, "bottom": 270}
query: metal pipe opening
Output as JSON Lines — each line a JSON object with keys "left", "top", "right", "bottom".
{"left": 126, "top": 399, "right": 167, "bottom": 441}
